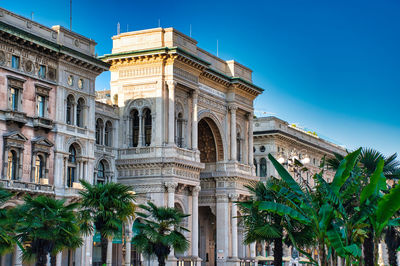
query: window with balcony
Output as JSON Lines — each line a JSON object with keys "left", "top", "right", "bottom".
{"left": 11, "top": 55, "right": 20, "bottom": 69}
{"left": 34, "top": 155, "right": 44, "bottom": 183}
{"left": 38, "top": 65, "right": 46, "bottom": 79}
{"left": 37, "top": 95, "right": 46, "bottom": 117}
{"left": 9, "top": 87, "right": 20, "bottom": 111}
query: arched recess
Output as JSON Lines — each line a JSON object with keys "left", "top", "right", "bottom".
{"left": 198, "top": 117, "right": 224, "bottom": 163}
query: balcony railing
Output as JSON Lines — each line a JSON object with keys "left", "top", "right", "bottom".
{"left": 4, "top": 110, "right": 27, "bottom": 125}
{"left": 33, "top": 116, "right": 54, "bottom": 130}
{"left": 0, "top": 178, "right": 54, "bottom": 194}
{"left": 176, "top": 257, "right": 199, "bottom": 266}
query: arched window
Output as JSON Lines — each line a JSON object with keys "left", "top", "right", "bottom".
{"left": 176, "top": 112, "right": 184, "bottom": 148}
{"left": 7, "top": 150, "right": 18, "bottom": 180}
{"left": 105, "top": 121, "right": 112, "bottom": 146}
{"left": 95, "top": 119, "right": 104, "bottom": 145}
{"left": 236, "top": 132, "right": 241, "bottom": 162}
{"left": 97, "top": 161, "right": 105, "bottom": 184}
{"left": 260, "top": 158, "right": 267, "bottom": 177}
{"left": 34, "top": 155, "right": 44, "bottom": 183}
{"left": 67, "top": 145, "right": 77, "bottom": 187}
{"left": 66, "top": 95, "right": 74, "bottom": 125}
{"left": 143, "top": 108, "right": 152, "bottom": 146}
{"left": 254, "top": 159, "right": 257, "bottom": 175}
{"left": 76, "top": 98, "right": 85, "bottom": 127}
{"left": 130, "top": 109, "right": 139, "bottom": 147}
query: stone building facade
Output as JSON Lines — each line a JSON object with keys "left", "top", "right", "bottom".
{"left": 0, "top": 8, "right": 108, "bottom": 266}
{"left": 98, "top": 27, "right": 263, "bottom": 266}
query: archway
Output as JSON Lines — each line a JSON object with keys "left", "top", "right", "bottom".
{"left": 198, "top": 117, "right": 224, "bottom": 163}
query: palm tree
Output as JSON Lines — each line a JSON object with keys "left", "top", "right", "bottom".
{"left": 11, "top": 195, "right": 82, "bottom": 266}
{"left": 132, "top": 201, "right": 190, "bottom": 266}
{"left": 79, "top": 180, "right": 136, "bottom": 265}
{"left": 326, "top": 147, "right": 400, "bottom": 265}
{"left": 239, "top": 180, "right": 314, "bottom": 266}
{"left": 0, "top": 187, "right": 14, "bottom": 255}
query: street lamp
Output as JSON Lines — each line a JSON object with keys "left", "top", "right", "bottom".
{"left": 277, "top": 149, "right": 310, "bottom": 186}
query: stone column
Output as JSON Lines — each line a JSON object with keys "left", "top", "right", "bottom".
{"left": 250, "top": 242, "right": 256, "bottom": 258}
{"left": 230, "top": 194, "right": 239, "bottom": 259}
{"left": 64, "top": 156, "right": 68, "bottom": 187}
{"left": 165, "top": 182, "right": 178, "bottom": 262}
{"left": 14, "top": 245, "right": 23, "bottom": 266}
{"left": 216, "top": 194, "right": 229, "bottom": 265}
{"left": 138, "top": 114, "right": 144, "bottom": 147}
{"left": 107, "top": 237, "right": 113, "bottom": 266}
{"left": 261, "top": 241, "right": 266, "bottom": 257}
{"left": 192, "top": 186, "right": 201, "bottom": 258}
{"left": 191, "top": 90, "right": 198, "bottom": 150}
{"left": 125, "top": 221, "right": 133, "bottom": 266}
{"left": 248, "top": 113, "right": 254, "bottom": 166}
{"left": 167, "top": 81, "right": 176, "bottom": 145}
{"left": 155, "top": 80, "right": 163, "bottom": 146}
{"left": 229, "top": 104, "right": 237, "bottom": 161}
{"left": 56, "top": 252, "right": 62, "bottom": 266}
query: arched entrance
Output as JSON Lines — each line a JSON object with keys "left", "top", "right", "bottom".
{"left": 198, "top": 117, "right": 224, "bottom": 163}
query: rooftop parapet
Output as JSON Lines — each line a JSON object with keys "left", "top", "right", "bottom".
{"left": 110, "top": 27, "right": 253, "bottom": 82}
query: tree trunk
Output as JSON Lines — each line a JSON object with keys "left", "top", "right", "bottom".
{"left": 373, "top": 237, "right": 379, "bottom": 266}
{"left": 157, "top": 255, "right": 166, "bottom": 266}
{"left": 36, "top": 251, "right": 48, "bottom": 266}
{"left": 318, "top": 242, "right": 327, "bottom": 266}
{"left": 385, "top": 226, "right": 398, "bottom": 266}
{"left": 273, "top": 236, "right": 283, "bottom": 266}
{"left": 101, "top": 235, "right": 108, "bottom": 264}
{"left": 364, "top": 230, "right": 374, "bottom": 266}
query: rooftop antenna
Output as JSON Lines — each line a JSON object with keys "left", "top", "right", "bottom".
{"left": 158, "top": 19, "right": 160, "bottom": 27}
{"left": 217, "top": 40, "right": 219, "bottom": 57}
{"left": 31, "top": 12, "right": 34, "bottom": 21}
{"left": 69, "top": 0, "right": 72, "bottom": 30}
{"left": 189, "top": 24, "right": 192, "bottom": 37}
{"left": 117, "top": 22, "right": 120, "bottom": 35}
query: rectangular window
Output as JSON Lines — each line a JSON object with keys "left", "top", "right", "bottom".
{"left": 38, "top": 65, "right": 46, "bottom": 79}
{"left": 37, "top": 95, "right": 46, "bottom": 117}
{"left": 11, "top": 55, "right": 20, "bottom": 69}
{"left": 10, "top": 88, "right": 19, "bottom": 111}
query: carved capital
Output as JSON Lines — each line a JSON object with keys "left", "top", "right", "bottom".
{"left": 165, "top": 181, "right": 178, "bottom": 193}
{"left": 166, "top": 80, "right": 177, "bottom": 88}
{"left": 192, "top": 185, "right": 201, "bottom": 197}
{"left": 191, "top": 89, "right": 199, "bottom": 99}
{"left": 229, "top": 193, "right": 239, "bottom": 201}
{"left": 228, "top": 103, "right": 237, "bottom": 112}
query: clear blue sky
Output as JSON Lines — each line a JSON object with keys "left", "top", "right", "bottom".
{"left": 3, "top": 0, "right": 399, "bottom": 156}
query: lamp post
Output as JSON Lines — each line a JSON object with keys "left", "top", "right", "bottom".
{"left": 277, "top": 149, "right": 310, "bottom": 186}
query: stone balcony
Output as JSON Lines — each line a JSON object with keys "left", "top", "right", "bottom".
{"left": 0, "top": 178, "right": 54, "bottom": 194}
{"left": 4, "top": 110, "right": 28, "bottom": 126}
{"left": 33, "top": 116, "right": 54, "bottom": 131}
{"left": 200, "top": 161, "right": 255, "bottom": 179}
{"left": 118, "top": 145, "right": 201, "bottom": 164}
{"left": 95, "top": 144, "right": 115, "bottom": 154}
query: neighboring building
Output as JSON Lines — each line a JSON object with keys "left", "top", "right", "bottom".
{"left": 99, "top": 27, "right": 263, "bottom": 266}
{"left": 0, "top": 7, "right": 108, "bottom": 266}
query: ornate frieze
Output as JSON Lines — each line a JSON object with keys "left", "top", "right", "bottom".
{"left": 119, "top": 66, "right": 161, "bottom": 79}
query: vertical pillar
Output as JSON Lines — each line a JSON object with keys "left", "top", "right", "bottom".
{"left": 216, "top": 194, "right": 229, "bottom": 265}
{"left": 166, "top": 182, "right": 178, "bottom": 263}
{"left": 229, "top": 104, "right": 237, "bottom": 161}
{"left": 107, "top": 237, "right": 113, "bottom": 266}
{"left": 167, "top": 81, "right": 176, "bottom": 145}
{"left": 155, "top": 80, "right": 163, "bottom": 146}
{"left": 56, "top": 252, "right": 62, "bottom": 266}
{"left": 125, "top": 220, "right": 133, "bottom": 266}
{"left": 256, "top": 161, "right": 260, "bottom": 177}
{"left": 192, "top": 186, "right": 201, "bottom": 258}
{"left": 14, "top": 245, "right": 23, "bottom": 266}
{"left": 248, "top": 113, "right": 254, "bottom": 166}
{"left": 64, "top": 156, "right": 68, "bottom": 187}
{"left": 191, "top": 90, "right": 198, "bottom": 150}
{"left": 230, "top": 194, "right": 239, "bottom": 259}
{"left": 250, "top": 242, "right": 256, "bottom": 258}
{"left": 138, "top": 113, "right": 143, "bottom": 147}
{"left": 261, "top": 241, "right": 266, "bottom": 257}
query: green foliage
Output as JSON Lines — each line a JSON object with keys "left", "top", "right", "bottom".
{"left": 11, "top": 195, "right": 82, "bottom": 265}
{"left": 0, "top": 187, "right": 14, "bottom": 255}
{"left": 132, "top": 202, "right": 190, "bottom": 266}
